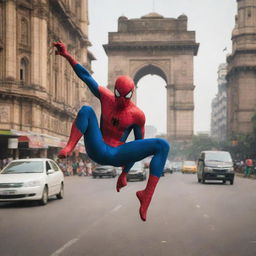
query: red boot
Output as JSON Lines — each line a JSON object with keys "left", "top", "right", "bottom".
{"left": 116, "top": 171, "right": 128, "bottom": 192}
{"left": 58, "top": 120, "right": 83, "bottom": 158}
{"left": 136, "top": 175, "right": 159, "bottom": 221}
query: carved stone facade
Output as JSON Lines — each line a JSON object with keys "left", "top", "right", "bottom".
{"left": 104, "top": 13, "right": 199, "bottom": 141}
{"left": 211, "top": 63, "right": 228, "bottom": 141}
{"left": 0, "top": 0, "right": 94, "bottom": 157}
{"left": 226, "top": 0, "right": 256, "bottom": 137}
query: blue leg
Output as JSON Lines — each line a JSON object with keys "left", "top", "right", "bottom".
{"left": 77, "top": 106, "right": 170, "bottom": 177}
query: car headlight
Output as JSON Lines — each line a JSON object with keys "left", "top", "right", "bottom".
{"left": 227, "top": 167, "right": 234, "bottom": 172}
{"left": 204, "top": 167, "right": 213, "bottom": 172}
{"left": 23, "top": 180, "right": 41, "bottom": 187}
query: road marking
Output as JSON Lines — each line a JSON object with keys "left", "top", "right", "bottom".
{"left": 161, "top": 241, "right": 167, "bottom": 243}
{"left": 111, "top": 204, "right": 122, "bottom": 212}
{"left": 51, "top": 204, "right": 123, "bottom": 255}
{"left": 50, "top": 238, "right": 79, "bottom": 256}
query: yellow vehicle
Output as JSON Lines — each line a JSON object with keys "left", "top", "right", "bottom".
{"left": 181, "top": 160, "right": 197, "bottom": 174}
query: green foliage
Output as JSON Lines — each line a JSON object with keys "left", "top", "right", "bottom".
{"left": 219, "top": 111, "right": 256, "bottom": 160}
{"left": 169, "top": 134, "right": 218, "bottom": 161}
{"left": 167, "top": 111, "right": 256, "bottom": 161}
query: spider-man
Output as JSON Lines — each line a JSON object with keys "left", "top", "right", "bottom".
{"left": 53, "top": 41, "right": 170, "bottom": 221}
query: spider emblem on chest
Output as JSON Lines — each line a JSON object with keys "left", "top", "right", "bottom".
{"left": 111, "top": 117, "right": 120, "bottom": 127}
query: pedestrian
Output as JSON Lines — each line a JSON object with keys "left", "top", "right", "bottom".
{"left": 72, "top": 161, "right": 78, "bottom": 175}
{"left": 244, "top": 158, "right": 253, "bottom": 177}
{"left": 66, "top": 160, "right": 73, "bottom": 176}
{"left": 78, "top": 159, "right": 86, "bottom": 176}
{"left": 85, "top": 159, "right": 92, "bottom": 176}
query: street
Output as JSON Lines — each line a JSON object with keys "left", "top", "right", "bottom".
{"left": 0, "top": 172, "right": 256, "bottom": 256}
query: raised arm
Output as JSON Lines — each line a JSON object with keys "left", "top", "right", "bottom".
{"left": 53, "top": 41, "right": 100, "bottom": 98}
{"left": 134, "top": 110, "right": 145, "bottom": 140}
{"left": 133, "top": 124, "right": 145, "bottom": 140}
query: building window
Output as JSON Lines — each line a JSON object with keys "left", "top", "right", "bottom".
{"left": 20, "top": 58, "right": 29, "bottom": 84}
{"left": 20, "top": 18, "right": 29, "bottom": 45}
{"left": 248, "top": 9, "right": 252, "bottom": 18}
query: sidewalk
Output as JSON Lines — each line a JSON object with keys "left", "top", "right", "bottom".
{"left": 235, "top": 172, "right": 256, "bottom": 179}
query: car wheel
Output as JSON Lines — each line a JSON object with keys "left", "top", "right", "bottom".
{"left": 202, "top": 175, "right": 206, "bottom": 184}
{"left": 230, "top": 179, "right": 234, "bottom": 185}
{"left": 198, "top": 177, "right": 201, "bottom": 183}
{"left": 56, "top": 183, "right": 64, "bottom": 199}
{"left": 222, "top": 180, "right": 226, "bottom": 184}
{"left": 39, "top": 186, "right": 48, "bottom": 205}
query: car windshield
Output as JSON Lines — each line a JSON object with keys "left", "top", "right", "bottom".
{"left": 173, "top": 162, "right": 182, "bottom": 167}
{"left": 183, "top": 161, "right": 196, "bottom": 166}
{"left": 205, "top": 152, "right": 232, "bottom": 163}
{"left": 1, "top": 161, "right": 44, "bottom": 174}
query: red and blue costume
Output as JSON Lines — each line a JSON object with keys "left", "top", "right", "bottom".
{"left": 53, "top": 41, "right": 170, "bottom": 221}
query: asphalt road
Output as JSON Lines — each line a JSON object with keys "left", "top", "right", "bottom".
{"left": 0, "top": 172, "right": 256, "bottom": 256}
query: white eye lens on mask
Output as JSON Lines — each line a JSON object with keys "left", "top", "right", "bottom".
{"left": 115, "top": 89, "right": 121, "bottom": 97}
{"left": 125, "top": 91, "right": 133, "bottom": 99}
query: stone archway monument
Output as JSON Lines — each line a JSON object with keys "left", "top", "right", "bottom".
{"left": 103, "top": 13, "right": 199, "bottom": 141}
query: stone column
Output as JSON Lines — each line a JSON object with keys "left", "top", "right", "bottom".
{"left": 31, "top": 7, "right": 47, "bottom": 90}
{"left": 166, "top": 84, "right": 176, "bottom": 139}
{"left": 80, "top": 0, "right": 88, "bottom": 35}
{"left": 40, "top": 18, "right": 48, "bottom": 91}
{"left": 31, "top": 15, "right": 40, "bottom": 86}
{"left": 5, "top": 0, "right": 16, "bottom": 80}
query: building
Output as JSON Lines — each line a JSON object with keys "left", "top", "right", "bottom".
{"left": 103, "top": 13, "right": 199, "bottom": 142}
{"left": 211, "top": 63, "right": 228, "bottom": 141}
{"left": 226, "top": 0, "right": 256, "bottom": 138}
{"left": 0, "top": 0, "right": 95, "bottom": 159}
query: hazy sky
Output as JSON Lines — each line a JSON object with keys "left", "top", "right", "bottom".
{"left": 88, "top": 0, "right": 237, "bottom": 134}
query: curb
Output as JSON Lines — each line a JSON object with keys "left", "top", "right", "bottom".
{"left": 235, "top": 172, "right": 256, "bottom": 179}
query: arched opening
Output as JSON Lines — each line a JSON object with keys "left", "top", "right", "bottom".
{"left": 134, "top": 64, "right": 167, "bottom": 85}
{"left": 136, "top": 74, "right": 167, "bottom": 137}
{"left": 20, "top": 57, "right": 29, "bottom": 84}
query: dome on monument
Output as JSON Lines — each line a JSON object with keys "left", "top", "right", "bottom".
{"left": 178, "top": 14, "right": 187, "bottom": 20}
{"left": 119, "top": 15, "right": 128, "bottom": 20}
{"left": 141, "top": 12, "right": 164, "bottom": 19}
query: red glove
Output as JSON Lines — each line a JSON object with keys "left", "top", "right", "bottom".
{"left": 53, "top": 41, "right": 69, "bottom": 57}
{"left": 53, "top": 41, "right": 78, "bottom": 67}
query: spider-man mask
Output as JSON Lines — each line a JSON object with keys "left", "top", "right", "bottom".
{"left": 114, "top": 76, "right": 134, "bottom": 109}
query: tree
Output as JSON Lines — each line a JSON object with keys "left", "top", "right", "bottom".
{"left": 169, "top": 134, "right": 218, "bottom": 161}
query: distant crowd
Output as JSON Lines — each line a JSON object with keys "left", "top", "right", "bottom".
{"left": 234, "top": 158, "right": 256, "bottom": 178}
{"left": 0, "top": 157, "right": 96, "bottom": 177}
{"left": 57, "top": 158, "right": 95, "bottom": 177}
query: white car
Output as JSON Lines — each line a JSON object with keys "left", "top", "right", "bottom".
{"left": 0, "top": 158, "right": 64, "bottom": 205}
